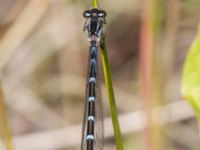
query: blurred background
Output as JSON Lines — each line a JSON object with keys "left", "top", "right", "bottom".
{"left": 0, "top": 0, "right": 200, "bottom": 150}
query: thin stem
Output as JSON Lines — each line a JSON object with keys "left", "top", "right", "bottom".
{"left": 100, "top": 35, "right": 124, "bottom": 150}
{"left": 0, "top": 84, "right": 14, "bottom": 150}
{"left": 139, "top": 0, "right": 163, "bottom": 149}
{"left": 91, "top": 0, "right": 98, "bottom": 8}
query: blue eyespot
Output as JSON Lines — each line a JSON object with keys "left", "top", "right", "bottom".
{"left": 97, "top": 10, "right": 106, "bottom": 17}
{"left": 98, "top": 13, "right": 105, "bottom": 17}
{"left": 83, "top": 11, "right": 92, "bottom": 18}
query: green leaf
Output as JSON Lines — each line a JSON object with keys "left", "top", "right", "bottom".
{"left": 181, "top": 24, "right": 200, "bottom": 120}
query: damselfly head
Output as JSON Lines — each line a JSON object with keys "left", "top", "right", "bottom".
{"left": 83, "top": 8, "right": 106, "bottom": 39}
{"left": 83, "top": 8, "right": 106, "bottom": 18}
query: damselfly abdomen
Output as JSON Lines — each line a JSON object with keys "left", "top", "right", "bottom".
{"left": 81, "top": 8, "right": 106, "bottom": 150}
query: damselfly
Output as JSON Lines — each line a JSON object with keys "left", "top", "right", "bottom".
{"left": 81, "top": 8, "right": 106, "bottom": 150}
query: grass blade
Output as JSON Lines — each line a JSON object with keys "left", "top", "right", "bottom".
{"left": 138, "top": 0, "right": 164, "bottom": 149}
{"left": 90, "top": 1, "right": 124, "bottom": 148}
{"left": 91, "top": 0, "right": 98, "bottom": 8}
{"left": 100, "top": 35, "right": 124, "bottom": 150}
{"left": 0, "top": 84, "right": 14, "bottom": 150}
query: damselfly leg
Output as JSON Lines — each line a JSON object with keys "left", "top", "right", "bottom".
{"left": 81, "top": 8, "right": 106, "bottom": 150}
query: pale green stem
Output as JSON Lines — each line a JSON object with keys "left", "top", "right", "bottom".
{"left": 100, "top": 35, "right": 124, "bottom": 150}
{"left": 91, "top": 0, "right": 98, "bottom": 8}
{"left": 91, "top": 1, "right": 124, "bottom": 149}
{"left": 0, "top": 84, "right": 14, "bottom": 150}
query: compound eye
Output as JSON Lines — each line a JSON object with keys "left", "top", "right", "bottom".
{"left": 83, "top": 11, "right": 92, "bottom": 18}
{"left": 97, "top": 11, "right": 106, "bottom": 17}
